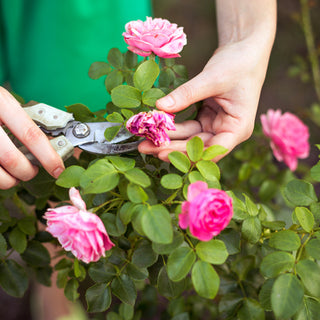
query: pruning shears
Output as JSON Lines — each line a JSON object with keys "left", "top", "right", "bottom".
{"left": 21, "top": 103, "right": 141, "bottom": 165}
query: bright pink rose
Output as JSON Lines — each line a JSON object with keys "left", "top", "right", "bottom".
{"left": 126, "top": 110, "right": 176, "bottom": 147}
{"left": 123, "top": 17, "right": 187, "bottom": 58}
{"left": 260, "top": 109, "right": 310, "bottom": 171}
{"left": 44, "top": 188, "right": 114, "bottom": 263}
{"left": 179, "top": 181, "right": 233, "bottom": 241}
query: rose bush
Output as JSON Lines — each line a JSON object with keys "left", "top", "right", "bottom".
{"left": 0, "top": 15, "right": 320, "bottom": 320}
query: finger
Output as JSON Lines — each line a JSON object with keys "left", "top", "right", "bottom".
{"left": 0, "top": 88, "right": 65, "bottom": 178}
{"left": 156, "top": 70, "right": 221, "bottom": 113}
{"left": 168, "top": 120, "right": 202, "bottom": 139}
{"left": 0, "top": 126, "right": 39, "bottom": 181}
{"left": 0, "top": 167, "right": 19, "bottom": 190}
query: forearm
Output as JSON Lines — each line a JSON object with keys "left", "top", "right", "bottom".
{"left": 216, "top": 0, "right": 277, "bottom": 50}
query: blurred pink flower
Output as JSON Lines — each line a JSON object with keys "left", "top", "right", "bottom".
{"left": 179, "top": 181, "right": 233, "bottom": 241}
{"left": 260, "top": 109, "right": 310, "bottom": 171}
{"left": 123, "top": 17, "right": 187, "bottom": 58}
{"left": 126, "top": 110, "right": 176, "bottom": 147}
{"left": 44, "top": 188, "right": 114, "bottom": 263}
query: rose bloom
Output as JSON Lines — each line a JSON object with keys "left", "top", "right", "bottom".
{"left": 44, "top": 188, "right": 114, "bottom": 263}
{"left": 179, "top": 181, "right": 233, "bottom": 241}
{"left": 126, "top": 110, "right": 176, "bottom": 147}
{"left": 260, "top": 109, "right": 310, "bottom": 171}
{"left": 123, "top": 16, "right": 187, "bottom": 58}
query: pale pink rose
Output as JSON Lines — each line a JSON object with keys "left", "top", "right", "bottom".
{"left": 123, "top": 17, "right": 187, "bottom": 58}
{"left": 44, "top": 188, "right": 114, "bottom": 263}
{"left": 126, "top": 110, "right": 176, "bottom": 147}
{"left": 179, "top": 181, "right": 233, "bottom": 241}
{"left": 260, "top": 109, "right": 310, "bottom": 171}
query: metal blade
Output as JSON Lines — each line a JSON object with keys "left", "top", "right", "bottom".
{"left": 64, "top": 122, "right": 133, "bottom": 147}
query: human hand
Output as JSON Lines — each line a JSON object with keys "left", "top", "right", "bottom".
{"left": 0, "top": 87, "right": 65, "bottom": 189}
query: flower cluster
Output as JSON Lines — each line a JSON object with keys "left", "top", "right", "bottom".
{"left": 260, "top": 109, "right": 310, "bottom": 171}
{"left": 44, "top": 188, "right": 114, "bottom": 263}
{"left": 123, "top": 17, "right": 187, "bottom": 58}
{"left": 126, "top": 110, "right": 176, "bottom": 147}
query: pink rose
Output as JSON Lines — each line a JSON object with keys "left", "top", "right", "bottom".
{"left": 260, "top": 109, "right": 310, "bottom": 171}
{"left": 44, "top": 188, "right": 114, "bottom": 263}
{"left": 126, "top": 110, "right": 176, "bottom": 147}
{"left": 179, "top": 181, "right": 233, "bottom": 241}
{"left": 123, "top": 17, "right": 187, "bottom": 58}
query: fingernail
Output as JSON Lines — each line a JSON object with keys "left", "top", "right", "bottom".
{"left": 157, "top": 95, "right": 174, "bottom": 109}
{"left": 52, "top": 167, "right": 64, "bottom": 179}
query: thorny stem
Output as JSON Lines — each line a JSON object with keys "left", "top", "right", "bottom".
{"left": 300, "top": 0, "right": 320, "bottom": 103}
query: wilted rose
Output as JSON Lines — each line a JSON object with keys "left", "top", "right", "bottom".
{"left": 126, "top": 110, "right": 176, "bottom": 147}
{"left": 179, "top": 181, "right": 233, "bottom": 241}
{"left": 123, "top": 17, "right": 187, "bottom": 58}
{"left": 44, "top": 188, "right": 114, "bottom": 263}
{"left": 260, "top": 109, "right": 310, "bottom": 171}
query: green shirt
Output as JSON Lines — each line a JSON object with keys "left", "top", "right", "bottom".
{"left": 0, "top": 0, "right": 151, "bottom": 111}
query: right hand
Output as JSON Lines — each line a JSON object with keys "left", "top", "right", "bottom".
{"left": 0, "top": 87, "right": 65, "bottom": 190}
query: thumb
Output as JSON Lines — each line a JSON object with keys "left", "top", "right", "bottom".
{"left": 156, "top": 70, "right": 220, "bottom": 113}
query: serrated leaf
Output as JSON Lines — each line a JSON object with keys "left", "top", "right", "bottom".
{"left": 168, "top": 151, "right": 191, "bottom": 173}
{"left": 241, "top": 216, "right": 261, "bottom": 244}
{"left": 294, "top": 297, "right": 320, "bottom": 320}
{"left": 106, "top": 112, "right": 124, "bottom": 123}
{"left": 311, "top": 161, "right": 320, "bottom": 181}
{"left": 244, "top": 194, "right": 259, "bottom": 216}
{"left": 161, "top": 173, "right": 183, "bottom": 189}
{"left": 152, "top": 231, "right": 184, "bottom": 255}
{"left": 88, "top": 261, "right": 117, "bottom": 283}
{"left": 104, "top": 125, "right": 122, "bottom": 141}
{"left": 259, "top": 279, "right": 275, "bottom": 311}
{"left": 88, "top": 61, "right": 112, "bottom": 79}
{"left": 284, "top": 179, "right": 317, "bottom": 206}
{"left": 186, "top": 136, "right": 204, "bottom": 162}
{"left": 305, "top": 238, "right": 320, "bottom": 259}
{"left": 121, "top": 109, "right": 134, "bottom": 119}
{"left": 105, "top": 70, "right": 124, "bottom": 93}
{"left": 238, "top": 298, "right": 265, "bottom": 320}
{"left": 295, "top": 207, "right": 314, "bottom": 232}
{"left": 158, "top": 266, "right": 186, "bottom": 299}
{"left": 142, "top": 88, "right": 165, "bottom": 107}
{"left": 124, "top": 168, "right": 151, "bottom": 188}
{"left": 111, "top": 275, "right": 137, "bottom": 306}
{"left": 196, "top": 239, "right": 228, "bottom": 265}
{"left": 296, "top": 259, "right": 320, "bottom": 297}
{"left": 111, "top": 85, "right": 141, "bottom": 109}
{"left": 86, "top": 283, "right": 111, "bottom": 313}
{"left": 196, "top": 160, "right": 220, "bottom": 181}
{"left": 65, "top": 103, "right": 96, "bottom": 122}
{"left": 269, "top": 230, "right": 301, "bottom": 251}
{"left": 9, "top": 227, "right": 27, "bottom": 254}
{"left": 108, "top": 48, "right": 123, "bottom": 69}
{"left": 56, "top": 165, "right": 85, "bottom": 188}
{"left": 133, "top": 60, "right": 159, "bottom": 91}
{"left": 127, "top": 183, "right": 148, "bottom": 203}
{"left": 64, "top": 278, "right": 79, "bottom": 302}
{"left": 131, "top": 240, "right": 158, "bottom": 268}
{"left": 21, "top": 241, "right": 50, "bottom": 267}
{"left": 106, "top": 156, "right": 135, "bottom": 172}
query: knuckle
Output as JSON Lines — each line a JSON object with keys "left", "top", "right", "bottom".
{"left": 22, "top": 125, "right": 43, "bottom": 145}
{"left": 0, "top": 150, "right": 19, "bottom": 170}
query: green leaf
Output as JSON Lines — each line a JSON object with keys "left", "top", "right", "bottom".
{"left": 296, "top": 259, "right": 320, "bottom": 297}
{"left": 131, "top": 240, "right": 158, "bottom": 268}
{"left": 133, "top": 60, "right": 160, "bottom": 91}
{"left": 271, "top": 274, "right": 304, "bottom": 319}
{"left": 9, "top": 227, "right": 27, "bottom": 254}
{"left": 305, "top": 238, "right": 320, "bottom": 259}
{"left": 105, "top": 70, "right": 124, "bottom": 93}
{"left": 173, "top": 64, "right": 188, "bottom": 78}
{"left": 119, "top": 303, "right": 134, "bottom": 320}
{"left": 80, "top": 159, "right": 119, "bottom": 194}
{"left": 259, "top": 180, "right": 278, "bottom": 202}
{"left": 202, "top": 145, "right": 228, "bottom": 161}
{"left": 35, "top": 266, "right": 53, "bottom": 287}
{"left": 261, "top": 220, "right": 286, "bottom": 231}
{"left": 108, "top": 48, "right": 123, "bottom": 69}
{"left": 142, "top": 88, "right": 165, "bottom": 107}
{"left": 111, "top": 275, "right": 137, "bottom": 306}
{"left": 56, "top": 165, "right": 85, "bottom": 188}
{"left": 259, "top": 279, "right": 275, "bottom": 311}
{"left": 88, "top": 61, "right": 112, "bottom": 79}
{"left": 0, "top": 234, "right": 7, "bottom": 258}
{"left": 161, "top": 173, "right": 183, "bottom": 189}
{"left": 269, "top": 230, "right": 301, "bottom": 251}
{"left": 65, "top": 103, "right": 96, "bottom": 122}
{"left": 186, "top": 136, "right": 204, "bottom": 162}
{"left": 196, "top": 239, "right": 228, "bottom": 265}
{"left": 284, "top": 179, "right": 317, "bottom": 206}
{"left": 86, "top": 283, "right": 111, "bottom": 313}
{"left": 238, "top": 299, "right": 265, "bottom": 320}
{"left": 196, "top": 160, "right": 220, "bottom": 181}
{"left": 17, "top": 217, "right": 36, "bottom": 235}
{"left": 106, "top": 112, "right": 124, "bottom": 123}
{"left": 295, "top": 207, "right": 314, "bottom": 232}
{"left": 231, "top": 256, "right": 255, "bottom": 281}
{"left": 159, "top": 68, "right": 175, "bottom": 87}
{"left": 124, "top": 168, "right": 151, "bottom": 188}
{"left": 111, "top": 85, "right": 141, "bottom": 109}
{"left": 241, "top": 216, "right": 262, "bottom": 244}
{"left": 127, "top": 183, "right": 148, "bottom": 203}
{"left": 218, "top": 229, "right": 241, "bottom": 255}
{"left": 64, "top": 278, "right": 79, "bottom": 302}
{"left": 260, "top": 251, "right": 295, "bottom": 278}
{"left": 88, "top": 261, "right": 117, "bottom": 283}
{"left": 310, "top": 161, "right": 320, "bottom": 181}
{"left": 142, "top": 205, "right": 173, "bottom": 244}
{"left": 191, "top": 261, "right": 220, "bottom": 299}
{"left": 158, "top": 266, "right": 186, "bottom": 299}
{"left": 167, "top": 247, "right": 196, "bottom": 282}
{"left": 124, "top": 50, "right": 138, "bottom": 69}
{"left": 0, "top": 203, "right": 10, "bottom": 222}
{"left": 152, "top": 231, "right": 184, "bottom": 255}
{"left": 0, "top": 260, "right": 28, "bottom": 297}
{"left": 188, "top": 170, "right": 205, "bottom": 183}
{"left": 244, "top": 194, "right": 259, "bottom": 216}
{"left": 106, "top": 156, "right": 135, "bottom": 172}
{"left": 104, "top": 125, "right": 122, "bottom": 141}
{"left": 125, "top": 263, "right": 148, "bottom": 281}
{"left": 168, "top": 151, "right": 191, "bottom": 173}
{"left": 294, "top": 297, "right": 320, "bottom": 320}
{"left": 121, "top": 109, "right": 134, "bottom": 120}
{"left": 54, "top": 258, "right": 73, "bottom": 271}
{"left": 21, "top": 241, "right": 51, "bottom": 267}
